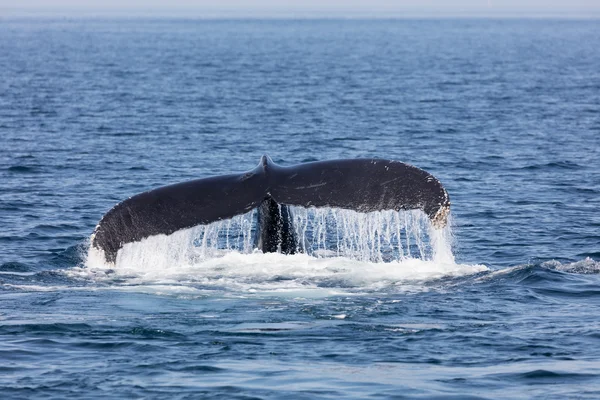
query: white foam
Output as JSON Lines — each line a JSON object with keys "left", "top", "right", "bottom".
{"left": 80, "top": 251, "right": 486, "bottom": 294}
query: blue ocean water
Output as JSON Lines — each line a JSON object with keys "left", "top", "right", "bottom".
{"left": 1, "top": 17, "right": 600, "bottom": 398}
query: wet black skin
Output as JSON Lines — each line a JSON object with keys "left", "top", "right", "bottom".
{"left": 254, "top": 197, "right": 298, "bottom": 254}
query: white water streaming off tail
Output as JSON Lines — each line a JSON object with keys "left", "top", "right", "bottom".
{"left": 84, "top": 208, "right": 487, "bottom": 294}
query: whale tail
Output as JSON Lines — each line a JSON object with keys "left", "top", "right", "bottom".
{"left": 92, "top": 155, "right": 450, "bottom": 263}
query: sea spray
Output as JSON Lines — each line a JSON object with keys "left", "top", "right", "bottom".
{"left": 289, "top": 207, "right": 440, "bottom": 262}
{"left": 88, "top": 208, "right": 455, "bottom": 268}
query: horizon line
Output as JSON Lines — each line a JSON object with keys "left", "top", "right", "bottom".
{"left": 2, "top": 6, "right": 600, "bottom": 19}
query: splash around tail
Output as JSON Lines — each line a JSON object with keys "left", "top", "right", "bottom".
{"left": 83, "top": 209, "right": 487, "bottom": 295}
{"left": 88, "top": 207, "right": 456, "bottom": 270}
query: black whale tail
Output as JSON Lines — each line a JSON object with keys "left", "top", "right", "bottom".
{"left": 92, "top": 155, "right": 450, "bottom": 263}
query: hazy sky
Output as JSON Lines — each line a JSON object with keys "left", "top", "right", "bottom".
{"left": 2, "top": 0, "right": 599, "bottom": 16}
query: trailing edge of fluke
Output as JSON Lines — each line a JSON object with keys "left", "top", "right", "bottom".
{"left": 91, "top": 155, "right": 450, "bottom": 263}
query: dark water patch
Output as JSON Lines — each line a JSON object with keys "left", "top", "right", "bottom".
{"left": 508, "top": 199, "right": 547, "bottom": 206}
{"left": 0, "top": 323, "right": 93, "bottom": 335}
{"left": 532, "top": 285, "right": 600, "bottom": 299}
{"left": 0, "top": 348, "right": 43, "bottom": 360}
{"left": 454, "top": 177, "right": 475, "bottom": 182}
{"left": 418, "top": 97, "right": 448, "bottom": 103}
{"left": 96, "top": 124, "right": 112, "bottom": 132}
{"left": 0, "top": 262, "right": 32, "bottom": 272}
{"left": 11, "top": 338, "right": 63, "bottom": 346}
{"left": 7, "top": 165, "right": 41, "bottom": 173}
{"left": 573, "top": 187, "right": 599, "bottom": 195}
{"left": 71, "top": 340, "right": 162, "bottom": 351}
{"left": 515, "top": 344, "right": 574, "bottom": 358}
{"left": 435, "top": 127, "right": 458, "bottom": 134}
{"left": 331, "top": 137, "right": 370, "bottom": 141}
{"left": 0, "top": 201, "right": 36, "bottom": 211}
{"left": 33, "top": 223, "right": 80, "bottom": 233}
{"left": 108, "top": 131, "right": 141, "bottom": 137}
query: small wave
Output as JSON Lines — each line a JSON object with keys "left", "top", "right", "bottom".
{"left": 517, "top": 161, "right": 582, "bottom": 171}
{"left": 169, "top": 365, "right": 225, "bottom": 373}
{"left": 33, "top": 223, "right": 80, "bottom": 233}
{"left": 491, "top": 369, "right": 598, "bottom": 383}
{"left": 1, "top": 264, "right": 90, "bottom": 292}
{"left": 468, "top": 260, "right": 600, "bottom": 302}
{"left": 478, "top": 258, "right": 600, "bottom": 282}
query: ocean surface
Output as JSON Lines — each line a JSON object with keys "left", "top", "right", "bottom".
{"left": 1, "top": 18, "right": 600, "bottom": 399}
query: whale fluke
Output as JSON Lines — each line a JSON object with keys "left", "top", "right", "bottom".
{"left": 92, "top": 156, "right": 450, "bottom": 263}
